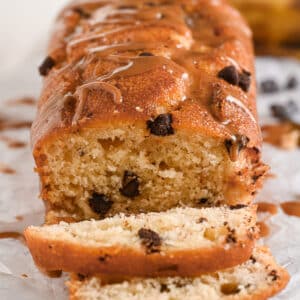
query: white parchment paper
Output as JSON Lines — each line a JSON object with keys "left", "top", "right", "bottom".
{"left": 0, "top": 2, "right": 300, "bottom": 299}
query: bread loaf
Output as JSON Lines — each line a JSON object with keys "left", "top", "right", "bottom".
{"left": 67, "top": 246, "right": 290, "bottom": 300}
{"left": 25, "top": 205, "right": 258, "bottom": 277}
{"left": 32, "top": 0, "right": 268, "bottom": 221}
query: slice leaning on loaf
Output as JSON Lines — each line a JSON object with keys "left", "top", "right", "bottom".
{"left": 32, "top": 0, "right": 268, "bottom": 222}
{"left": 67, "top": 247, "right": 290, "bottom": 300}
{"left": 25, "top": 206, "right": 258, "bottom": 277}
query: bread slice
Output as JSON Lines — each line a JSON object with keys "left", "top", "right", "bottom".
{"left": 67, "top": 247, "right": 289, "bottom": 300}
{"left": 25, "top": 206, "right": 257, "bottom": 277}
{"left": 32, "top": 0, "right": 268, "bottom": 221}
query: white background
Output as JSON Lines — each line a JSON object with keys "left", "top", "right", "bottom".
{"left": 0, "top": 1, "right": 300, "bottom": 300}
{"left": 0, "top": 0, "right": 66, "bottom": 73}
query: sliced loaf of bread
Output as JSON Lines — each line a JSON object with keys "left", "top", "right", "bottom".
{"left": 25, "top": 206, "right": 257, "bottom": 277}
{"left": 67, "top": 247, "right": 289, "bottom": 300}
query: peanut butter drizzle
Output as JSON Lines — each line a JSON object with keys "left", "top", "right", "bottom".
{"left": 0, "top": 232, "right": 25, "bottom": 243}
{"left": 281, "top": 201, "right": 300, "bottom": 218}
{"left": 0, "top": 118, "right": 32, "bottom": 131}
{"left": 257, "top": 202, "right": 278, "bottom": 215}
{"left": 89, "top": 42, "right": 161, "bottom": 55}
{"left": 89, "top": 4, "right": 186, "bottom": 28}
{"left": 71, "top": 55, "right": 189, "bottom": 125}
{"left": 257, "top": 221, "right": 270, "bottom": 238}
{"left": 35, "top": 0, "right": 258, "bottom": 161}
{"left": 0, "top": 135, "right": 27, "bottom": 148}
{"left": 76, "top": 3, "right": 188, "bottom": 38}
{"left": 98, "top": 56, "right": 188, "bottom": 82}
{"left": 0, "top": 212, "right": 43, "bottom": 244}
{"left": 7, "top": 97, "right": 36, "bottom": 106}
{"left": 73, "top": 81, "right": 123, "bottom": 124}
{"left": 0, "top": 163, "right": 16, "bottom": 174}
{"left": 15, "top": 215, "right": 24, "bottom": 221}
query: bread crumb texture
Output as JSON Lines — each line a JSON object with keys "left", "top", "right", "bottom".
{"left": 28, "top": 206, "right": 256, "bottom": 250}
{"left": 39, "top": 126, "right": 257, "bottom": 221}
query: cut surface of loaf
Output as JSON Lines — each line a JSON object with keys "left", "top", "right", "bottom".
{"left": 32, "top": 0, "right": 268, "bottom": 221}
{"left": 67, "top": 247, "right": 290, "bottom": 300}
{"left": 25, "top": 206, "right": 257, "bottom": 277}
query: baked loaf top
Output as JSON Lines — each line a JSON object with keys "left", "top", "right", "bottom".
{"left": 67, "top": 246, "right": 290, "bottom": 300}
{"left": 32, "top": 0, "right": 261, "bottom": 154}
{"left": 24, "top": 205, "right": 257, "bottom": 276}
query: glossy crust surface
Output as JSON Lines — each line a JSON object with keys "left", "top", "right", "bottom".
{"left": 32, "top": 0, "right": 260, "bottom": 147}
{"left": 32, "top": 0, "right": 265, "bottom": 209}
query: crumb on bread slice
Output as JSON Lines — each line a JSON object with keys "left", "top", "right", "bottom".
{"left": 25, "top": 205, "right": 258, "bottom": 277}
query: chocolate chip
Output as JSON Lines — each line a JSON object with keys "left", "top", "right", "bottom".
{"left": 270, "top": 100, "right": 298, "bottom": 122}
{"left": 269, "top": 270, "right": 279, "bottom": 281}
{"left": 198, "top": 198, "right": 209, "bottom": 205}
{"left": 138, "top": 228, "right": 162, "bottom": 253}
{"left": 139, "top": 52, "right": 154, "bottom": 56}
{"left": 221, "top": 283, "right": 240, "bottom": 295}
{"left": 286, "top": 76, "right": 298, "bottom": 90}
{"left": 61, "top": 95, "right": 77, "bottom": 121}
{"left": 160, "top": 284, "right": 170, "bottom": 293}
{"left": 226, "top": 234, "right": 237, "bottom": 243}
{"left": 98, "top": 254, "right": 111, "bottom": 262}
{"left": 239, "top": 70, "right": 251, "bottom": 92}
{"left": 147, "top": 114, "right": 174, "bottom": 136}
{"left": 198, "top": 217, "right": 208, "bottom": 223}
{"left": 229, "top": 204, "right": 247, "bottom": 210}
{"left": 86, "top": 112, "right": 94, "bottom": 118}
{"left": 73, "top": 7, "right": 91, "bottom": 18}
{"left": 250, "top": 256, "right": 257, "bottom": 264}
{"left": 174, "top": 280, "right": 188, "bottom": 288}
{"left": 252, "top": 174, "right": 262, "bottom": 183}
{"left": 214, "top": 27, "right": 222, "bottom": 36}
{"left": 218, "top": 66, "right": 239, "bottom": 86}
{"left": 78, "top": 149, "right": 85, "bottom": 157}
{"left": 260, "top": 79, "right": 279, "bottom": 94}
{"left": 39, "top": 56, "right": 55, "bottom": 76}
{"left": 120, "top": 171, "right": 140, "bottom": 198}
{"left": 225, "top": 135, "right": 250, "bottom": 161}
{"left": 88, "top": 193, "right": 113, "bottom": 216}
{"left": 77, "top": 274, "right": 86, "bottom": 281}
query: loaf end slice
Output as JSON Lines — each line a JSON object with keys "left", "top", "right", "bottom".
{"left": 67, "top": 247, "right": 289, "bottom": 300}
{"left": 25, "top": 206, "right": 258, "bottom": 277}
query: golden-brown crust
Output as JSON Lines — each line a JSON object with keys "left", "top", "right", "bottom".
{"left": 24, "top": 228, "right": 255, "bottom": 277}
{"left": 243, "top": 247, "right": 290, "bottom": 300}
{"left": 32, "top": 0, "right": 261, "bottom": 153}
{"left": 66, "top": 247, "right": 290, "bottom": 300}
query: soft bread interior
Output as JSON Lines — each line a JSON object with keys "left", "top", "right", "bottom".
{"left": 38, "top": 125, "right": 255, "bottom": 220}
{"left": 26, "top": 206, "right": 257, "bottom": 250}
